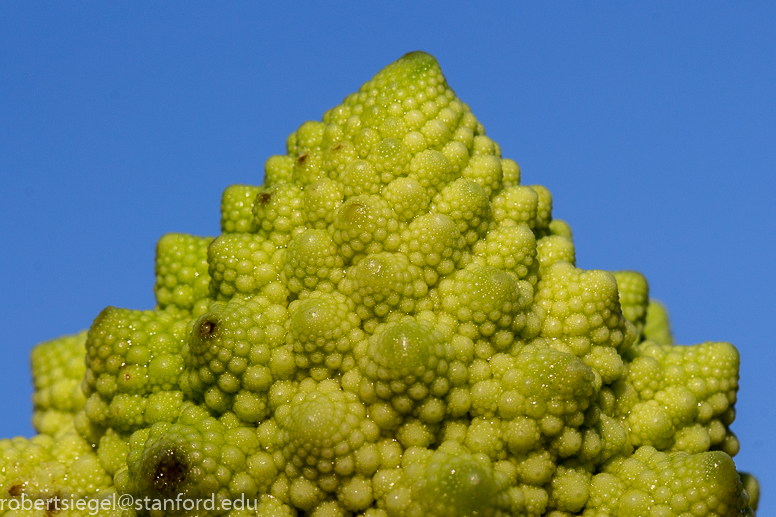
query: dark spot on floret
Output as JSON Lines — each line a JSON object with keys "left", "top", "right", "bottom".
{"left": 259, "top": 192, "right": 272, "bottom": 205}
{"left": 331, "top": 143, "right": 343, "bottom": 151}
{"left": 8, "top": 484, "right": 23, "bottom": 497}
{"left": 297, "top": 153, "right": 308, "bottom": 164}
{"left": 152, "top": 449, "right": 189, "bottom": 493}
{"left": 199, "top": 319, "right": 218, "bottom": 338}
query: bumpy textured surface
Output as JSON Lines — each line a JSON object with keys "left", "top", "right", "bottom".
{"left": 155, "top": 233, "right": 213, "bottom": 312}
{"left": 31, "top": 331, "right": 88, "bottom": 436}
{"left": 2, "top": 51, "right": 757, "bottom": 516}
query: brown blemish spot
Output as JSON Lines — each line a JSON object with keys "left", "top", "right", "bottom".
{"left": 199, "top": 319, "right": 218, "bottom": 338}
{"left": 153, "top": 449, "right": 188, "bottom": 493}
{"left": 332, "top": 143, "right": 343, "bottom": 151}
{"left": 297, "top": 153, "right": 308, "bottom": 164}
{"left": 258, "top": 192, "right": 272, "bottom": 205}
{"left": 8, "top": 484, "right": 22, "bottom": 497}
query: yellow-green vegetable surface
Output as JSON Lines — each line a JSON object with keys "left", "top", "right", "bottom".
{"left": 3, "top": 52, "right": 758, "bottom": 517}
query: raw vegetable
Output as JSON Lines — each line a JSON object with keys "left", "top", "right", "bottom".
{"left": 1, "top": 51, "right": 758, "bottom": 517}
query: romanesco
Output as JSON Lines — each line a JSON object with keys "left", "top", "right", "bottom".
{"left": 2, "top": 51, "right": 758, "bottom": 517}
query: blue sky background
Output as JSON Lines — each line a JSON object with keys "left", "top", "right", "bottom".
{"left": 1, "top": 2, "right": 773, "bottom": 511}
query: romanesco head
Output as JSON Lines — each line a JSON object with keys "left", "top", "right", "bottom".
{"left": 3, "top": 51, "right": 757, "bottom": 517}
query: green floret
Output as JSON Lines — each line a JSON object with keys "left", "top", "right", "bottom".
{"left": 80, "top": 306, "right": 190, "bottom": 441}
{"left": 208, "top": 232, "right": 283, "bottom": 300}
{"left": 183, "top": 294, "right": 290, "bottom": 422}
{"left": 354, "top": 317, "right": 452, "bottom": 424}
{"left": 275, "top": 380, "right": 380, "bottom": 501}
{"left": 264, "top": 154, "right": 295, "bottom": 186}
{"left": 97, "top": 428, "right": 131, "bottom": 477}
{"left": 340, "top": 252, "right": 428, "bottom": 321}
{"left": 501, "top": 158, "right": 521, "bottom": 188}
{"left": 492, "top": 185, "right": 539, "bottom": 229}
{"left": 284, "top": 229, "right": 344, "bottom": 294}
{"left": 643, "top": 299, "right": 674, "bottom": 345}
{"left": 460, "top": 343, "right": 628, "bottom": 479}
{"left": 611, "top": 271, "right": 649, "bottom": 338}
{"left": 373, "top": 441, "right": 513, "bottom": 517}
{"left": 585, "top": 445, "right": 752, "bottom": 516}
{"left": 489, "top": 345, "right": 598, "bottom": 426}
{"left": 289, "top": 120, "right": 326, "bottom": 156}
{"left": 528, "top": 185, "right": 552, "bottom": 232}
{"left": 535, "top": 234, "right": 576, "bottom": 271}
{"left": 293, "top": 149, "right": 328, "bottom": 188}
{"left": 548, "top": 218, "right": 573, "bottom": 239}
{"left": 331, "top": 195, "right": 401, "bottom": 263}
{"left": 547, "top": 464, "right": 591, "bottom": 513}
{"left": 410, "top": 149, "right": 459, "bottom": 198}
{"left": 439, "top": 263, "right": 535, "bottom": 343}
{"left": 614, "top": 340, "right": 740, "bottom": 455}
{"left": 303, "top": 178, "right": 344, "bottom": 228}
{"left": 287, "top": 291, "right": 363, "bottom": 378}
{"left": 322, "top": 52, "right": 463, "bottom": 160}
{"left": 442, "top": 140, "right": 471, "bottom": 174}
{"left": 473, "top": 225, "right": 538, "bottom": 285}
{"left": 253, "top": 183, "right": 306, "bottom": 246}
{"left": 340, "top": 158, "right": 380, "bottom": 199}
{"left": 471, "top": 135, "right": 499, "bottom": 156}
{"left": 383, "top": 176, "right": 432, "bottom": 222}
{"left": 221, "top": 184, "right": 261, "bottom": 233}
{"left": 322, "top": 138, "right": 357, "bottom": 178}
{"left": 117, "top": 403, "right": 273, "bottom": 514}
{"left": 0, "top": 429, "right": 114, "bottom": 508}
{"left": 412, "top": 442, "right": 512, "bottom": 517}
{"left": 430, "top": 178, "right": 492, "bottom": 245}
{"left": 155, "top": 233, "right": 213, "bottom": 312}
{"left": 400, "top": 213, "right": 465, "bottom": 285}
{"left": 31, "top": 331, "right": 87, "bottom": 436}
{"left": 366, "top": 137, "right": 412, "bottom": 186}
{"left": 534, "top": 262, "right": 636, "bottom": 384}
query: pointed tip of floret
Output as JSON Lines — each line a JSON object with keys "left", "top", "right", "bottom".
{"left": 375, "top": 51, "right": 442, "bottom": 83}
{"left": 400, "top": 50, "right": 438, "bottom": 63}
